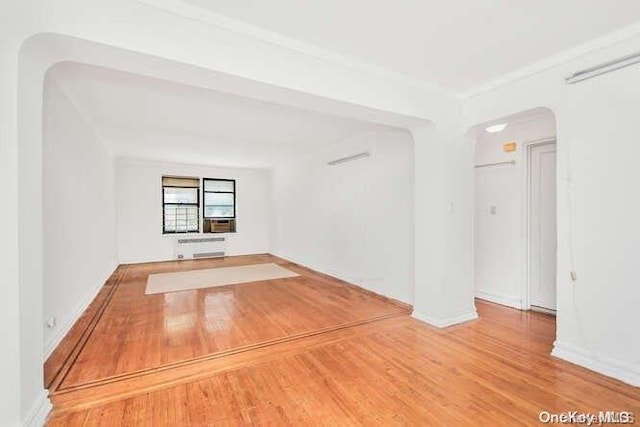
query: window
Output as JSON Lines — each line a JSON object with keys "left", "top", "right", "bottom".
{"left": 203, "top": 178, "right": 236, "bottom": 233}
{"left": 162, "top": 176, "right": 200, "bottom": 234}
{"left": 203, "top": 179, "right": 235, "bottom": 219}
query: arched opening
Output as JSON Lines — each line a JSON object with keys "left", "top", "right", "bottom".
{"left": 467, "top": 107, "right": 558, "bottom": 339}
{"left": 18, "top": 34, "right": 426, "bottom": 416}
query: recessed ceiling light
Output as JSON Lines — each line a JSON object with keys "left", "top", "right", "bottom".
{"left": 485, "top": 123, "right": 507, "bottom": 133}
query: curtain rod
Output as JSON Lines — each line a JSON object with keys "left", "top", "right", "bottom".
{"left": 327, "top": 151, "right": 370, "bottom": 166}
{"left": 474, "top": 160, "right": 516, "bottom": 169}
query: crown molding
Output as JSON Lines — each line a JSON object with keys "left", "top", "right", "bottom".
{"left": 136, "top": 0, "right": 452, "bottom": 98}
{"left": 141, "top": 1, "right": 640, "bottom": 102}
{"left": 463, "top": 20, "right": 640, "bottom": 99}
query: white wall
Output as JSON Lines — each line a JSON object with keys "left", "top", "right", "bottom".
{"left": 116, "top": 158, "right": 270, "bottom": 263}
{"left": 474, "top": 114, "right": 556, "bottom": 308}
{"left": 6, "top": 1, "right": 639, "bottom": 422}
{"left": 412, "top": 124, "right": 477, "bottom": 326}
{"left": 465, "top": 35, "right": 640, "bottom": 386}
{"left": 270, "top": 129, "right": 414, "bottom": 304}
{"left": 43, "top": 77, "right": 118, "bottom": 357}
{"left": 7, "top": 8, "right": 447, "bottom": 423}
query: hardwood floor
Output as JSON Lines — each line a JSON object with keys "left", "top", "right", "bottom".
{"left": 46, "top": 255, "right": 640, "bottom": 425}
{"left": 45, "top": 256, "right": 409, "bottom": 400}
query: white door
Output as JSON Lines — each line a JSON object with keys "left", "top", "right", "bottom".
{"left": 529, "top": 142, "right": 557, "bottom": 312}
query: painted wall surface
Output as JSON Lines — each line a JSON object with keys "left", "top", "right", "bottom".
{"left": 42, "top": 78, "right": 119, "bottom": 359}
{"left": 465, "top": 35, "right": 640, "bottom": 386}
{"left": 412, "top": 124, "right": 477, "bottom": 326}
{"left": 6, "top": 5, "right": 447, "bottom": 424}
{"left": 474, "top": 116, "right": 555, "bottom": 308}
{"left": 4, "top": 0, "right": 640, "bottom": 423}
{"left": 270, "top": 129, "right": 415, "bottom": 304}
{"left": 116, "top": 158, "right": 270, "bottom": 263}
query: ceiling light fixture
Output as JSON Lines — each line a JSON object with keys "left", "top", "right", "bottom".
{"left": 485, "top": 123, "right": 507, "bottom": 133}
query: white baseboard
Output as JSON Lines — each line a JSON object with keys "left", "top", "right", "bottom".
{"left": 120, "top": 249, "right": 269, "bottom": 265}
{"left": 23, "top": 390, "right": 52, "bottom": 427}
{"left": 270, "top": 252, "right": 350, "bottom": 282}
{"left": 412, "top": 310, "right": 478, "bottom": 328}
{"left": 269, "top": 251, "right": 412, "bottom": 306}
{"left": 475, "top": 290, "right": 522, "bottom": 310}
{"left": 552, "top": 340, "right": 640, "bottom": 387}
{"left": 44, "top": 260, "right": 118, "bottom": 359}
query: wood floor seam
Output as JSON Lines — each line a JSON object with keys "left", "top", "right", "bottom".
{"left": 44, "top": 255, "right": 640, "bottom": 425}
{"left": 52, "top": 310, "right": 408, "bottom": 395}
{"left": 47, "top": 265, "right": 129, "bottom": 392}
{"left": 48, "top": 316, "right": 413, "bottom": 416}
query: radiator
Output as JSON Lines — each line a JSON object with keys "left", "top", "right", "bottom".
{"left": 174, "top": 237, "right": 226, "bottom": 260}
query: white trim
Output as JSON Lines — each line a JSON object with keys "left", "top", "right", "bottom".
{"left": 475, "top": 290, "right": 522, "bottom": 310}
{"left": 552, "top": 341, "right": 640, "bottom": 387}
{"left": 119, "top": 249, "right": 267, "bottom": 266}
{"left": 530, "top": 305, "right": 556, "bottom": 316}
{"left": 23, "top": 390, "right": 52, "bottom": 427}
{"left": 136, "top": 0, "right": 450, "bottom": 97}
{"left": 269, "top": 251, "right": 412, "bottom": 306}
{"left": 138, "top": 0, "right": 640, "bottom": 99}
{"left": 523, "top": 138, "right": 557, "bottom": 312}
{"left": 463, "top": 21, "right": 640, "bottom": 98}
{"left": 44, "top": 260, "right": 118, "bottom": 359}
{"left": 270, "top": 252, "right": 347, "bottom": 282}
{"left": 412, "top": 310, "right": 478, "bottom": 328}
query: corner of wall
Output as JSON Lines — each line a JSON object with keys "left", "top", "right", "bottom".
{"left": 551, "top": 341, "right": 640, "bottom": 387}
{"left": 22, "top": 390, "right": 52, "bottom": 427}
{"left": 411, "top": 309, "right": 478, "bottom": 328}
{"left": 43, "top": 259, "right": 118, "bottom": 359}
{"left": 474, "top": 290, "right": 522, "bottom": 310}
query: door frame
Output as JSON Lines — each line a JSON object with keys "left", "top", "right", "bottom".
{"left": 522, "top": 137, "right": 557, "bottom": 311}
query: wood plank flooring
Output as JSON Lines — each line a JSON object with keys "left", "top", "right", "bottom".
{"left": 46, "top": 255, "right": 640, "bottom": 425}
{"left": 45, "top": 255, "right": 409, "bottom": 393}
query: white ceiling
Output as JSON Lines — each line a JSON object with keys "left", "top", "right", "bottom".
{"left": 182, "top": 0, "right": 640, "bottom": 92}
{"left": 45, "top": 5, "right": 640, "bottom": 168}
{"left": 49, "top": 63, "right": 391, "bottom": 168}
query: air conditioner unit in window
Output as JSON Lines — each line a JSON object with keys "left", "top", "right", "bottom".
{"left": 203, "top": 219, "right": 236, "bottom": 233}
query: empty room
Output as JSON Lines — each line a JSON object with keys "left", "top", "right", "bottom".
{"left": 2, "top": 1, "right": 640, "bottom": 426}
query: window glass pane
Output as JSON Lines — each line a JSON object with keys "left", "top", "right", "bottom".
{"left": 205, "top": 192, "right": 233, "bottom": 205}
{"left": 164, "top": 205, "right": 176, "bottom": 214}
{"left": 204, "top": 180, "right": 234, "bottom": 192}
{"left": 205, "top": 206, "right": 234, "bottom": 218}
{"left": 163, "top": 187, "right": 198, "bottom": 204}
{"left": 164, "top": 204, "right": 199, "bottom": 232}
{"left": 204, "top": 192, "right": 234, "bottom": 218}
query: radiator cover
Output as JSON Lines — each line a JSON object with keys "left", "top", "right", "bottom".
{"left": 174, "top": 237, "right": 226, "bottom": 260}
